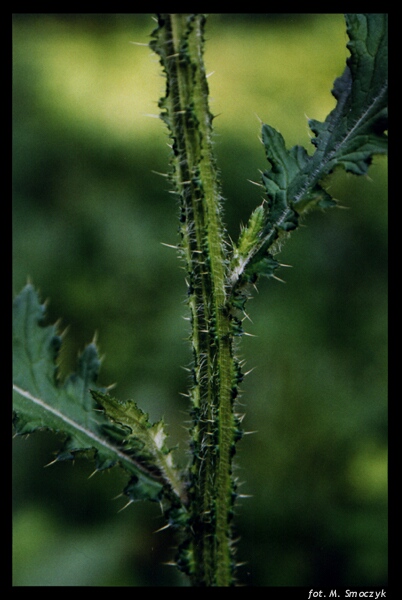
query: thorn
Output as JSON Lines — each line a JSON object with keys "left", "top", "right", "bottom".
{"left": 43, "top": 458, "right": 59, "bottom": 468}
{"left": 235, "top": 413, "right": 246, "bottom": 423}
{"left": 60, "top": 325, "right": 70, "bottom": 339}
{"left": 162, "top": 562, "right": 178, "bottom": 567}
{"left": 254, "top": 113, "right": 263, "bottom": 124}
{"left": 206, "top": 71, "right": 215, "bottom": 78}
{"left": 88, "top": 469, "right": 98, "bottom": 479}
{"left": 243, "top": 331, "right": 257, "bottom": 337}
{"left": 278, "top": 263, "right": 293, "bottom": 268}
{"left": 242, "top": 311, "right": 253, "bottom": 323}
{"left": 118, "top": 499, "right": 134, "bottom": 513}
{"left": 153, "top": 522, "right": 171, "bottom": 533}
{"left": 151, "top": 170, "right": 169, "bottom": 178}
{"left": 272, "top": 274, "right": 286, "bottom": 283}
{"left": 161, "top": 242, "right": 180, "bottom": 249}
{"left": 243, "top": 430, "right": 258, "bottom": 435}
{"left": 128, "top": 41, "right": 149, "bottom": 46}
{"left": 243, "top": 367, "right": 256, "bottom": 377}
{"left": 142, "top": 113, "right": 160, "bottom": 119}
{"left": 247, "top": 179, "right": 264, "bottom": 188}
{"left": 237, "top": 494, "right": 253, "bottom": 499}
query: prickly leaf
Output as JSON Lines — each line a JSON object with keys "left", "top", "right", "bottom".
{"left": 12, "top": 284, "right": 180, "bottom": 503}
{"left": 273, "top": 12, "right": 387, "bottom": 213}
{"left": 230, "top": 13, "right": 387, "bottom": 293}
{"left": 92, "top": 391, "right": 185, "bottom": 503}
{"left": 306, "top": 14, "right": 388, "bottom": 179}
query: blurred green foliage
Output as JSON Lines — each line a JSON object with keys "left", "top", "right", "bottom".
{"left": 12, "top": 14, "right": 387, "bottom": 586}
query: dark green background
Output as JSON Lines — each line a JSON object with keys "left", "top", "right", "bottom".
{"left": 12, "top": 14, "right": 387, "bottom": 586}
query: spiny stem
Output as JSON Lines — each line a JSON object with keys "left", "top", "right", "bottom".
{"left": 150, "top": 14, "right": 240, "bottom": 586}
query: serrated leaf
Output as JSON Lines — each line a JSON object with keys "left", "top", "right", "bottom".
{"left": 266, "top": 13, "right": 387, "bottom": 213}
{"left": 229, "top": 13, "right": 387, "bottom": 293}
{"left": 12, "top": 284, "right": 183, "bottom": 504}
{"left": 305, "top": 14, "right": 388, "bottom": 180}
{"left": 261, "top": 124, "right": 338, "bottom": 217}
{"left": 91, "top": 391, "right": 186, "bottom": 504}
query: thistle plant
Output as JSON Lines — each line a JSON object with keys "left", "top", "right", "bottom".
{"left": 13, "top": 14, "right": 387, "bottom": 586}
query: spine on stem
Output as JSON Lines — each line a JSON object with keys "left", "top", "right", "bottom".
{"left": 150, "top": 14, "right": 242, "bottom": 586}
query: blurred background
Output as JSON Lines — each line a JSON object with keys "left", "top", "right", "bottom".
{"left": 12, "top": 14, "right": 387, "bottom": 586}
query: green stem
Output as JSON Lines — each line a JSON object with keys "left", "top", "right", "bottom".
{"left": 151, "top": 14, "right": 240, "bottom": 586}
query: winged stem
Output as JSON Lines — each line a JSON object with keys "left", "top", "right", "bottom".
{"left": 150, "top": 13, "right": 240, "bottom": 586}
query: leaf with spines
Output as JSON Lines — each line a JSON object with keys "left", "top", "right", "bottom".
{"left": 229, "top": 13, "right": 387, "bottom": 296}
{"left": 91, "top": 390, "right": 186, "bottom": 505}
{"left": 307, "top": 14, "right": 388, "bottom": 179}
{"left": 12, "top": 284, "right": 185, "bottom": 505}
